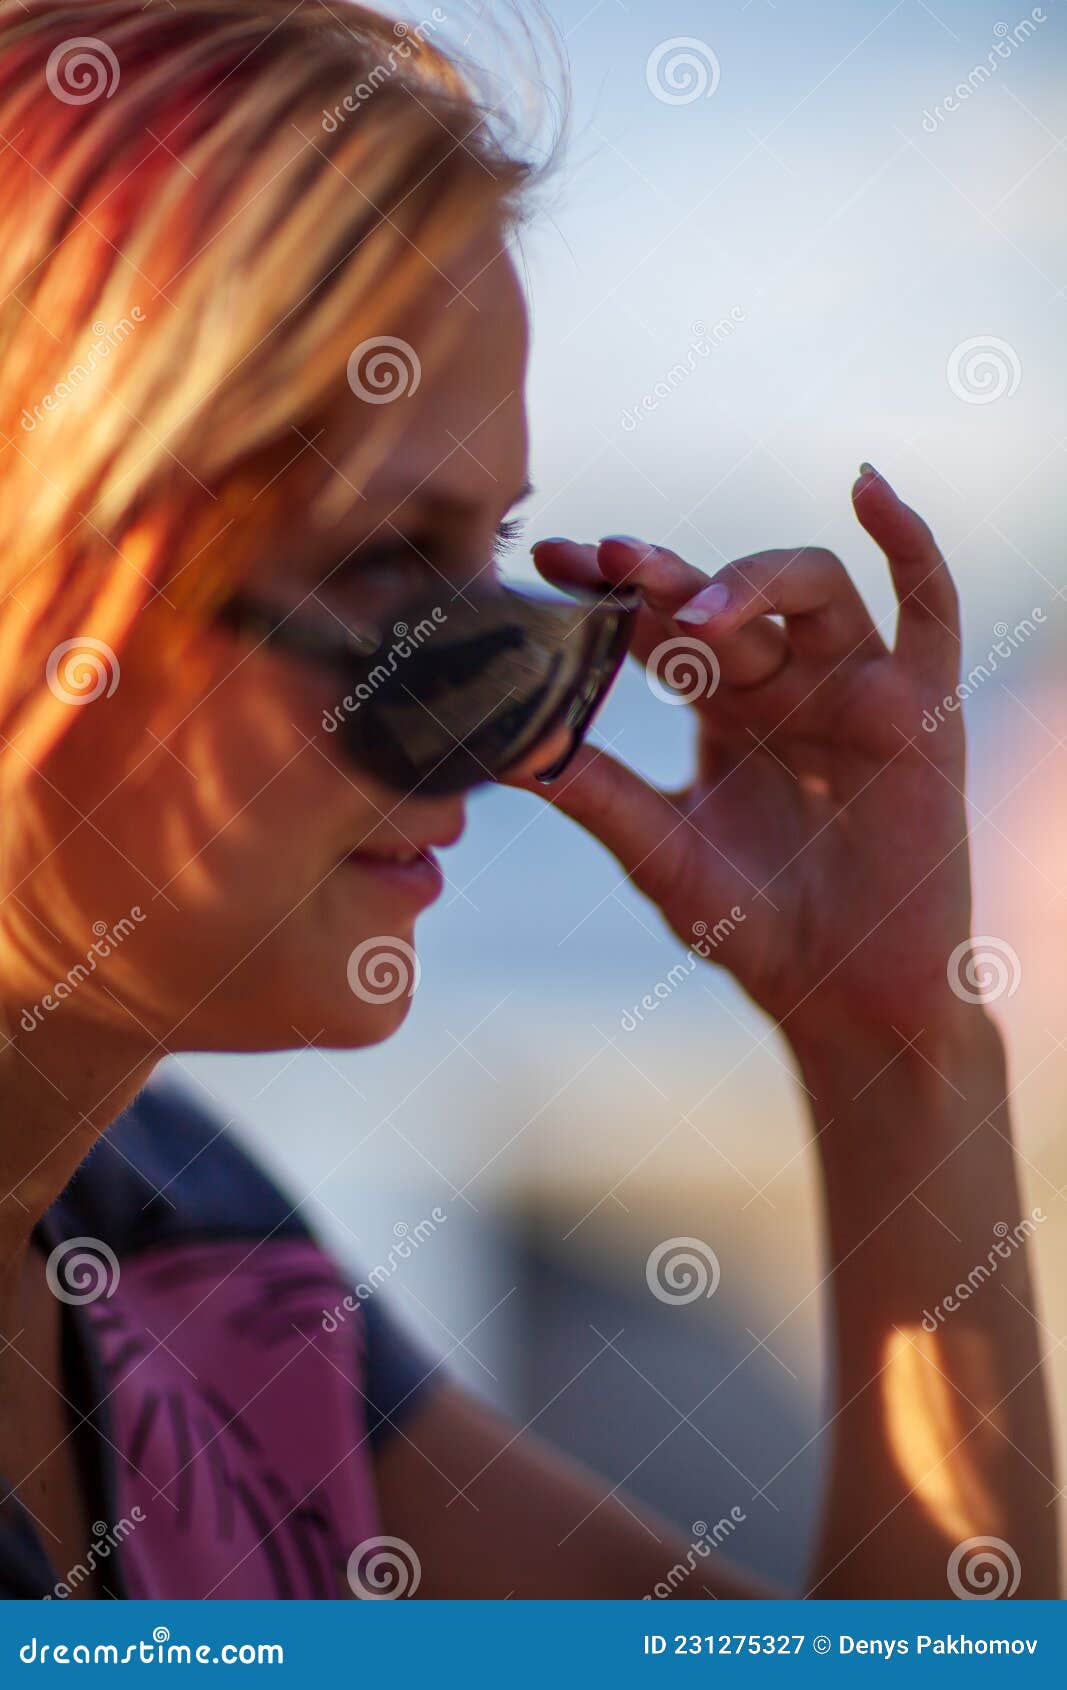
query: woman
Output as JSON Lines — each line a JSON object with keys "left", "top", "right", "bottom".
{"left": 0, "top": 0, "right": 1057, "bottom": 1600}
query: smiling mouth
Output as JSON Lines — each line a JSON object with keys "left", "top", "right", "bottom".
{"left": 351, "top": 843, "right": 426, "bottom": 864}
{"left": 341, "top": 840, "right": 447, "bottom": 907}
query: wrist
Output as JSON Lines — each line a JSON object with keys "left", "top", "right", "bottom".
{"left": 786, "top": 1003, "right": 1009, "bottom": 1160}
{"left": 785, "top": 999, "right": 1003, "bottom": 1082}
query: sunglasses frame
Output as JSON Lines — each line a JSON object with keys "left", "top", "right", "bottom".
{"left": 219, "top": 580, "right": 641, "bottom": 795}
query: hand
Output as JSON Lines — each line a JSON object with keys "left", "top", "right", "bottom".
{"left": 513, "top": 466, "right": 973, "bottom": 1043}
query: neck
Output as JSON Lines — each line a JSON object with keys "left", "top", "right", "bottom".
{"left": 0, "top": 1007, "right": 159, "bottom": 1333}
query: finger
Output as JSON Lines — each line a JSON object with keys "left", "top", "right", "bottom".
{"left": 851, "top": 463, "right": 960, "bottom": 681}
{"left": 615, "top": 610, "right": 793, "bottom": 758}
{"left": 670, "top": 546, "right": 885, "bottom": 662}
{"left": 627, "top": 604, "right": 786, "bottom": 694}
{"left": 595, "top": 534, "right": 711, "bottom": 606}
{"left": 533, "top": 535, "right": 787, "bottom": 688}
{"left": 529, "top": 537, "right": 605, "bottom": 592}
{"left": 503, "top": 741, "right": 711, "bottom": 916}
{"left": 595, "top": 536, "right": 789, "bottom": 687}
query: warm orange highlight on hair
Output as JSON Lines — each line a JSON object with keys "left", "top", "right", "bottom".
{"left": 0, "top": 0, "right": 549, "bottom": 776}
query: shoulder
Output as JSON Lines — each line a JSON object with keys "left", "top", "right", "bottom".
{"left": 43, "top": 1069, "right": 441, "bottom": 1438}
{"left": 47, "top": 1070, "right": 309, "bottom": 1254}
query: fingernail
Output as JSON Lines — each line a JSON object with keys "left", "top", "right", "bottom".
{"left": 676, "top": 582, "right": 730, "bottom": 624}
{"left": 531, "top": 536, "right": 570, "bottom": 549}
{"left": 858, "top": 461, "right": 879, "bottom": 478}
{"left": 598, "top": 534, "right": 645, "bottom": 548}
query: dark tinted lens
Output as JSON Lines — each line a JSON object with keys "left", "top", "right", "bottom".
{"left": 532, "top": 606, "right": 636, "bottom": 784}
{"left": 338, "top": 588, "right": 633, "bottom": 796}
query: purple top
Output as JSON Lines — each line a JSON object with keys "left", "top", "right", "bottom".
{"left": 0, "top": 1079, "right": 435, "bottom": 1599}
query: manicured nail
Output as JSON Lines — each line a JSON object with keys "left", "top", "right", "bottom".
{"left": 853, "top": 462, "right": 886, "bottom": 499}
{"left": 599, "top": 534, "right": 645, "bottom": 548}
{"left": 676, "top": 581, "right": 730, "bottom": 624}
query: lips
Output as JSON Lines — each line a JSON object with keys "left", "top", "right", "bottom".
{"left": 342, "top": 844, "right": 445, "bottom": 909}
{"left": 340, "top": 820, "right": 463, "bottom": 911}
{"left": 352, "top": 843, "right": 426, "bottom": 865}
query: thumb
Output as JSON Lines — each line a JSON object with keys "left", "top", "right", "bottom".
{"left": 505, "top": 742, "right": 694, "bottom": 914}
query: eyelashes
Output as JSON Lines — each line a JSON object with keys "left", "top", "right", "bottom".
{"left": 491, "top": 515, "right": 526, "bottom": 561}
{"left": 314, "top": 513, "right": 528, "bottom": 595}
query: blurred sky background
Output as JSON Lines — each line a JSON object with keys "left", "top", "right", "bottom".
{"left": 173, "top": 0, "right": 1067, "bottom": 1586}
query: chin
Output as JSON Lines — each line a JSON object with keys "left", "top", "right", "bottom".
{"left": 318, "top": 1018, "right": 408, "bottom": 1052}
{"left": 190, "top": 996, "right": 414, "bottom": 1055}
{"left": 209, "top": 917, "right": 424, "bottom": 1047}
{"left": 309, "top": 993, "right": 415, "bottom": 1051}
{"left": 183, "top": 942, "right": 421, "bottom": 1052}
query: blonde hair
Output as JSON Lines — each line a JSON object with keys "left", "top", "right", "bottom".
{"left": 0, "top": 0, "right": 552, "bottom": 774}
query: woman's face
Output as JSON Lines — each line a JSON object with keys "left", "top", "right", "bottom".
{"left": 22, "top": 248, "right": 556, "bottom": 1053}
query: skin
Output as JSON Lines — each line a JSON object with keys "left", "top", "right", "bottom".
{"left": 0, "top": 243, "right": 1058, "bottom": 1598}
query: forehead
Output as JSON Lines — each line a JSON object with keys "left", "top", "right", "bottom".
{"left": 355, "top": 246, "right": 530, "bottom": 519}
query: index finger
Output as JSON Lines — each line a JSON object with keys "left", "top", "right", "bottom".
{"left": 852, "top": 464, "right": 960, "bottom": 682}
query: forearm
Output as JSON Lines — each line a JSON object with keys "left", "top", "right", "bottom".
{"left": 790, "top": 1007, "right": 1059, "bottom": 1598}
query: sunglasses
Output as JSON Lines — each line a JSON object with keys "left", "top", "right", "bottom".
{"left": 220, "top": 580, "right": 639, "bottom": 797}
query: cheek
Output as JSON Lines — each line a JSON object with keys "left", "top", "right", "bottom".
{"left": 55, "top": 660, "right": 376, "bottom": 950}
{"left": 15, "top": 655, "right": 422, "bottom": 1050}
{"left": 51, "top": 764, "right": 416, "bottom": 1048}
{"left": 151, "top": 672, "right": 370, "bottom": 901}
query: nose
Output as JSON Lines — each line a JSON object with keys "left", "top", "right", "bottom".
{"left": 385, "top": 796, "right": 468, "bottom": 847}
